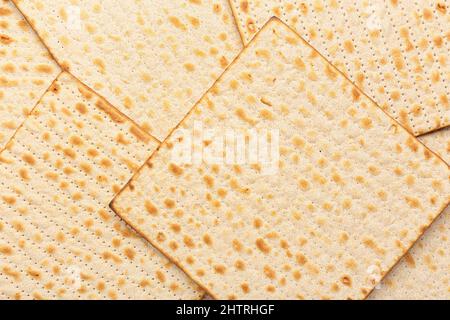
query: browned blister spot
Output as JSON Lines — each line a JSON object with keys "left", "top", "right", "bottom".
{"left": 145, "top": 200, "right": 158, "bottom": 216}
{"left": 214, "top": 264, "right": 226, "bottom": 274}
{"left": 0, "top": 34, "right": 13, "bottom": 44}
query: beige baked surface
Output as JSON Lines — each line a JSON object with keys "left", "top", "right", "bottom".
{"left": 0, "top": 0, "right": 60, "bottom": 149}
{"left": 13, "top": 0, "right": 242, "bottom": 141}
{"left": 370, "top": 127, "right": 450, "bottom": 299}
{"left": 230, "top": 0, "right": 450, "bottom": 136}
{"left": 111, "top": 19, "right": 450, "bottom": 300}
{"left": 0, "top": 72, "right": 202, "bottom": 300}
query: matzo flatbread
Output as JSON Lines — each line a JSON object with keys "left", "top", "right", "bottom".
{"left": 0, "top": 72, "right": 202, "bottom": 300}
{"left": 111, "top": 19, "right": 450, "bottom": 299}
{"left": 369, "top": 127, "right": 450, "bottom": 299}
{"left": 0, "top": 0, "right": 60, "bottom": 149}
{"left": 12, "top": 0, "right": 242, "bottom": 141}
{"left": 230, "top": 0, "right": 450, "bottom": 136}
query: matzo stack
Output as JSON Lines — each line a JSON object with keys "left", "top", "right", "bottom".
{"left": 111, "top": 18, "right": 450, "bottom": 300}
{"left": 370, "top": 128, "right": 449, "bottom": 299}
{"left": 12, "top": 0, "right": 242, "bottom": 141}
{"left": 0, "top": 0, "right": 60, "bottom": 149}
{"left": 0, "top": 72, "right": 202, "bottom": 300}
{"left": 230, "top": 0, "right": 449, "bottom": 136}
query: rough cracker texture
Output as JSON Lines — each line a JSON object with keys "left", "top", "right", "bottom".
{"left": 111, "top": 19, "right": 450, "bottom": 300}
{"left": 370, "top": 127, "right": 450, "bottom": 299}
{"left": 0, "top": 0, "right": 60, "bottom": 149}
{"left": 230, "top": 0, "right": 450, "bottom": 136}
{"left": 13, "top": 0, "right": 242, "bottom": 141}
{"left": 0, "top": 72, "right": 202, "bottom": 300}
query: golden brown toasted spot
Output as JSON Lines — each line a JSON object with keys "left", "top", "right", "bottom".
{"left": 183, "top": 236, "right": 195, "bottom": 248}
{"left": 155, "top": 271, "right": 166, "bottom": 282}
{"left": 0, "top": 34, "right": 13, "bottom": 45}
{"left": 145, "top": 200, "right": 158, "bottom": 215}
{"left": 0, "top": 245, "right": 12, "bottom": 255}
{"left": 405, "top": 196, "right": 421, "bottom": 209}
{"left": 214, "top": 264, "right": 226, "bottom": 274}
{"left": 164, "top": 199, "right": 175, "bottom": 209}
{"left": 203, "top": 234, "right": 212, "bottom": 246}
{"left": 294, "top": 57, "right": 306, "bottom": 70}
{"left": 169, "top": 16, "right": 187, "bottom": 31}
{"left": 406, "top": 137, "right": 419, "bottom": 152}
{"left": 298, "top": 179, "right": 310, "bottom": 191}
{"left": 363, "top": 238, "right": 386, "bottom": 255}
{"left": 241, "top": 282, "right": 250, "bottom": 293}
{"left": 295, "top": 253, "right": 307, "bottom": 265}
{"left": 324, "top": 64, "right": 338, "bottom": 80}
{"left": 184, "top": 63, "right": 195, "bottom": 72}
{"left": 240, "top": 1, "right": 249, "bottom": 13}
{"left": 343, "top": 40, "right": 354, "bottom": 53}
{"left": 22, "top": 153, "right": 36, "bottom": 165}
{"left": 124, "top": 248, "right": 135, "bottom": 260}
{"left": 341, "top": 275, "right": 352, "bottom": 287}
{"left": 404, "top": 252, "right": 416, "bottom": 268}
{"left": 253, "top": 218, "right": 263, "bottom": 229}
{"left": 232, "top": 239, "right": 243, "bottom": 252}
{"left": 256, "top": 238, "right": 271, "bottom": 254}
{"left": 351, "top": 88, "right": 361, "bottom": 101}
{"left": 203, "top": 175, "right": 214, "bottom": 188}
{"left": 263, "top": 265, "right": 276, "bottom": 280}
{"left": 35, "top": 64, "right": 53, "bottom": 74}
{"left": 169, "top": 163, "right": 183, "bottom": 176}
{"left": 170, "top": 223, "right": 181, "bottom": 233}
{"left": 235, "top": 260, "right": 245, "bottom": 271}
{"left": 360, "top": 118, "right": 373, "bottom": 129}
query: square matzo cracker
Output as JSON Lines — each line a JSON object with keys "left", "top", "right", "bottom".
{"left": 0, "top": 72, "right": 202, "bottom": 300}
{"left": 13, "top": 0, "right": 243, "bottom": 141}
{"left": 111, "top": 19, "right": 449, "bottom": 299}
{"left": 230, "top": 0, "right": 450, "bottom": 136}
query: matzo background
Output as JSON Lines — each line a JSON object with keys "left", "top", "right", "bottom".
{"left": 0, "top": 0, "right": 448, "bottom": 301}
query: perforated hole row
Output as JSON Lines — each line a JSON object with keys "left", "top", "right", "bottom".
{"left": 18, "top": 127, "right": 169, "bottom": 298}
{"left": 0, "top": 145, "right": 127, "bottom": 299}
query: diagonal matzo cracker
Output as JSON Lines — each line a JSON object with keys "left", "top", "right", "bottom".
{"left": 0, "top": 72, "right": 202, "bottom": 300}
{"left": 0, "top": 0, "right": 60, "bottom": 149}
{"left": 369, "top": 127, "right": 449, "bottom": 299}
{"left": 12, "top": 0, "right": 243, "bottom": 142}
{"left": 229, "top": 0, "right": 450, "bottom": 136}
{"left": 111, "top": 18, "right": 450, "bottom": 300}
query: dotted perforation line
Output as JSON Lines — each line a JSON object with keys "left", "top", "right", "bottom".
{"left": 318, "top": 1, "right": 353, "bottom": 77}
{"left": 412, "top": 1, "right": 447, "bottom": 128}
{"left": 429, "top": 2, "right": 450, "bottom": 119}
{"left": 334, "top": 0, "right": 370, "bottom": 90}
{"left": 367, "top": 1, "right": 408, "bottom": 122}
{"left": 0, "top": 247, "right": 34, "bottom": 300}
{"left": 20, "top": 124, "right": 173, "bottom": 288}
{"left": 384, "top": 1, "right": 429, "bottom": 132}
{"left": 29, "top": 116, "right": 128, "bottom": 200}
{"left": 0, "top": 165, "right": 118, "bottom": 300}
{"left": 0, "top": 285, "right": 13, "bottom": 300}
{"left": 14, "top": 131, "right": 174, "bottom": 299}
{"left": 6, "top": 140, "right": 157, "bottom": 300}
{"left": 351, "top": 0, "right": 380, "bottom": 99}
{"left": 31, "top": 107, "right": 141, "bottom": 186}
{"left": 47, "top": 85, "right": 149, "bottom": 163}
{"left": 0, "top": 201, "right": 104, "bottom": 300}
{"left": 292, "top": 1, "right": 314, "bottom": 43}
{"left": 394, "top": 0, "right": 441, "bottom": 131}
{"left": 0, "top": 215, "right": 58, "bottom": 299}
